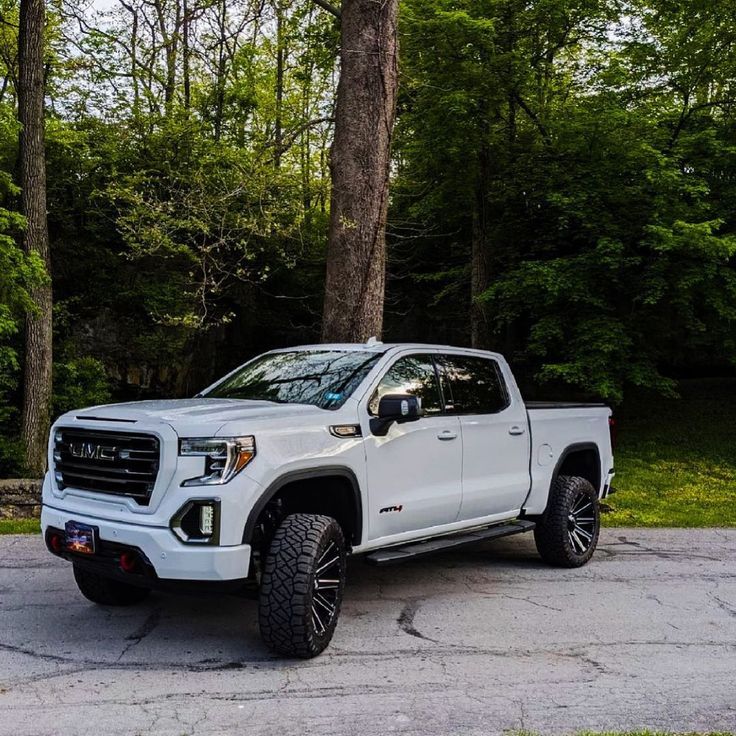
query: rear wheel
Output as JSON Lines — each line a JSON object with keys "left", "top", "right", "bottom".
{"left": 258, "top": 513, "right": 346, "bottom": 658}
{"left": 73, "top": 564, "right": 151, "bottom": 606}
{"left": 533, "top": 475, "right": 600, "bottom": 567}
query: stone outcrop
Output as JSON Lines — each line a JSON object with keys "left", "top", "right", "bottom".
{"left": 0, "top": 479, "right": 42, "bottom": 519}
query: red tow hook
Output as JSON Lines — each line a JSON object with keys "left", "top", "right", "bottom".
{"left": 119, "top": 551, "right": 139, "bottom": 574}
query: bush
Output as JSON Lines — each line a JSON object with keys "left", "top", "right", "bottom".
{"left": 53, "top": 357, "right": 111, "bottom": 416}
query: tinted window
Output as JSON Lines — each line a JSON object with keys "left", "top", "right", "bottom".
{"left": 369, "top": 355, "right": 442, "bottom": 416}
{"left": 440, "top": 355, "right": 508, "bottom": 414}
{"left": 205, "top": 350, "right": 381, "bottom": 410}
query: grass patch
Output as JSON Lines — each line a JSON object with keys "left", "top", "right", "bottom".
{"left": 515, "top": 732, "right": 733, "bottom": 736}
{"left": 573, "top": 733, "right": 732, "bottom": 736}
{"left": 604, "top": 378, "right": 736, "bottom": 527}
{"left": 0, "top": 518, "right": 41, "bottom": 534}
{"left": 519, "top": 732, "right": 733, "bottom": 736}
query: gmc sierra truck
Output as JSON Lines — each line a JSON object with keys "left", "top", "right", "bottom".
{"left": 42, "top": 341, "right": 615, "bottom": 657}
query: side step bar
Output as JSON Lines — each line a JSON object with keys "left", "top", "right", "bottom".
{"left": 364, "top": 519, "right": 536, "bottom": 566}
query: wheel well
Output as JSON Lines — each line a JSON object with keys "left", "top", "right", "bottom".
{"left": 246, "top": 472, "right": 362, "bottom": 552}
{"left": 556, "top": 446, "right": 601, "bottom": 493}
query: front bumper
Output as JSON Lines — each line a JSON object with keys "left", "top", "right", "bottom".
{"left": 42, "top": 505, "right": 252, "bottom": 582}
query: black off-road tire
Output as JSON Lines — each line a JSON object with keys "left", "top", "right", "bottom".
{"left": 534, "top": 475, "right": 600, "bottom": 568}
{"left": 258, "top": 514, "right": 347, "bottom": 658}
{"left": 73, "top": 564, "right": 151, "bottom": 606}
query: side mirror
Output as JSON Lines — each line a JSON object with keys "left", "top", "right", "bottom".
{"left": 370, "top": 394, "right": 422, "bottom": 436}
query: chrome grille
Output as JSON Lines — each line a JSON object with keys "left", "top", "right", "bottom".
{"left": 53, "top": 428, "right": 160, "bottom": 506}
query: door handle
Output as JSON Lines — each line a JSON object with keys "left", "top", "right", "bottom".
{"left": 437, "top": 430, "right": 458, "bottom": 441}
{"left": 508, "top": 425, "right": 526, "bottom": 436}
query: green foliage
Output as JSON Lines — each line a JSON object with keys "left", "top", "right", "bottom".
{"left": 0, "top": 138, "right": 46, "bottom": 476}
{"left": 107, "top": 118, "right": 311, "bottom": 331}
{"left": 605, "top": 379, "right": 736, "bottom": 527}
{"left": 392, "top": 0, "right": 736, "bottom": 401}
{"left": 44, "top": 1, "right": 332, "bottom": 395}
{"left": 3, "top": 0, "right": 736, "bottom": 479}
{"left": 53, "top": 357, "right": 111, "bottom": 416}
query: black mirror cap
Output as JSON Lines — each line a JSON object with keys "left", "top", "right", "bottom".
{"left": 369, "top": 394, "right": 423, "bottom": 438}
{"left": 378, "top": 393, "right": 422, "bottom": 421}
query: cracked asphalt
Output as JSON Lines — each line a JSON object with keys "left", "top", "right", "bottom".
{"left": 1, "top": 528, "right": 735, "bottom": 736}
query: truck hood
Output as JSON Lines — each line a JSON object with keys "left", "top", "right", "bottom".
{"left": 71, "top": 398, "right": 326, "bottom": 435}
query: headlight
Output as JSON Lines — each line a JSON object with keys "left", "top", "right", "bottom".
{"left": 179, "top": 436, "right": 256, "bottom": 486}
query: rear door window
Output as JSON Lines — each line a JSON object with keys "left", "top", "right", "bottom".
{"left": 439, "top": 355, "right": 509, "bottom": 415}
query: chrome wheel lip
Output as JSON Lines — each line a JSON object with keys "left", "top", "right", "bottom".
{"left": 311, "top": 541, "right": 343, "bottom": 637}
{"left": 567, "top": 491, "right": 597, "bottom": 555}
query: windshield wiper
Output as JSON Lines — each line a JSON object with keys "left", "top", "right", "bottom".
{"left": 211, "top": 391, "right": 295, "bottom": 404}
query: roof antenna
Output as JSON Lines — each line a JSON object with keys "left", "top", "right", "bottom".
{"left": 366, "top": 336, "right": 382, "bottom": 346}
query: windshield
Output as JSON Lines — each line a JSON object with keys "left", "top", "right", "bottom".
{"left": 203, "top": 350, "right": 382, "bottom": 410}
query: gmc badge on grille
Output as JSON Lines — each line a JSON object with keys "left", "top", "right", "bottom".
{"left": 69, "top": 442, "right": 117, "bottom": 461}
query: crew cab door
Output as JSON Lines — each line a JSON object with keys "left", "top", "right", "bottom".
{"left": 438, "top": 354, "right": 531, "bottom": 520}
{"left": 362, "top": 354, "right": 462, "bottom": 541}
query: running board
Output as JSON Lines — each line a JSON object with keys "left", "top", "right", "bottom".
{"left": 364, "top": 520, "right": 536, "bottom": 566}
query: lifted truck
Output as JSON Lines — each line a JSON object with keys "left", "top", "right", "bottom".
{"left": 42, "top": 342, "right": 615, "bottom": 657}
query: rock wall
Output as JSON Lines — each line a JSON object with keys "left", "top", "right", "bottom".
{"left": 0, "top": 479, "right": 42, "bottom": 519}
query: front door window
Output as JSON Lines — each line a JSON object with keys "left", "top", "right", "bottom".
{"left": 368, "top": 355, "right": 442, "bottom": 416}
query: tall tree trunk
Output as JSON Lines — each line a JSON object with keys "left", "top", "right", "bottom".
{"left": 182, "top": 0, "right": 191, "bottom": 109}
{"left": 119, "top": 2, "right": 141, "bottom": 120}
{"left": 320, "top": 0, "right": 399, "bottom": 343}
{"left": 471, "top": 144, "right": 491, "bottom": 349}
{"left": 153, "top": 0, "right": 179, "bottom": 112}
{"left": 274, "top": 0, "right": 285, "bottom": 168}
{"left": 213, "top": 0, "right": 227, "bottom": 141}
{"left": 19, "top": 0, "right": 52, "bottom": 477}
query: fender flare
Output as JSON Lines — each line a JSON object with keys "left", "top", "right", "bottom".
{"left": 242, "top": 466, "right": 363, "bottom": 546}
{"left": 535, "top": 442, "right": 602, "bottom": 518}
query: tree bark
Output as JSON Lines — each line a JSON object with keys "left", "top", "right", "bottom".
{"left": 19, "top": 0, "right": 52, "bottom": 477}
{"left": 320, "top": 0, "right": 399, "bottom": 343}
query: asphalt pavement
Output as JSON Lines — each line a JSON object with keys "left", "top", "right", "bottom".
{"left": 1, "top": 528, "right": 734, "bottom": 735}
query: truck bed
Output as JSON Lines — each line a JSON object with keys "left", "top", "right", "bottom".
{"left": 522, "top": 401, "right": 614, "bottom": 515}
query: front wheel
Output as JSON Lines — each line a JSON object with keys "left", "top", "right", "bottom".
{"left": 73, "top": 564, "right": 151, "bottom": 606}
{"left": 258, "top": 514, "right": 347, "bottom": 658}
{"left": 533, "top": 475, "right": 600, "bottom": 567}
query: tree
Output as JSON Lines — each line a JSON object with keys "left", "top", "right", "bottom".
{"left": 18, "top": 0, "right": 52, "bottom": 476}
{"left": 318, "top": 0, "right": 399, "bottom": 342}
{"left": 0, "top": 165, "right": 44, "bottom": 476}
{"left": 390, "top": 0, "right": 736, "bottom": 401}
{"left": 0, "top": 0, "right": 730, "bottom": 444}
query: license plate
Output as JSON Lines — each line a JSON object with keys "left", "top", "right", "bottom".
{"left": 65, "top": 521, "right": 97, "bottom": 555}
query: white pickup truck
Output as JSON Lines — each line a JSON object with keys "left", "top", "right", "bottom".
{"left": 42, "top": 342, "right": 615, "bottom": 657}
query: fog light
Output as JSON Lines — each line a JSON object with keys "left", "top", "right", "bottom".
{"left": 200, "top": 505, "right": 214, "bottom": 536}
{"left": 170, "top": 500, "right": 220, "bottom": 545}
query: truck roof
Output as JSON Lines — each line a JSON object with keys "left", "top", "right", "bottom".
{"left": 271, "top": 341, "right": 504, "bottom": 359}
